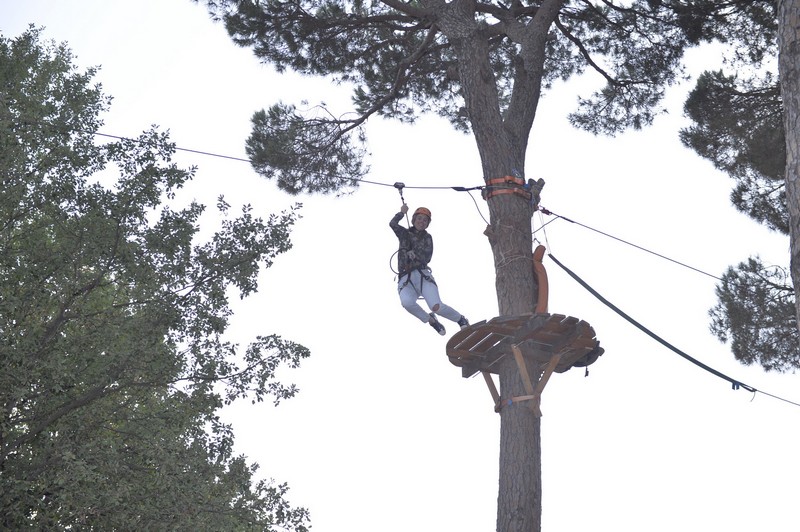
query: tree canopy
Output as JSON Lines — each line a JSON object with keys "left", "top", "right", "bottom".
{"left": 199, "top": 0, "right": 703, "bottom": 194}
{"left": 0, "top": 27, "right": 310, "bottom": 530}
{"left": 671, "top": 0, "right": 800, "bottom": 369}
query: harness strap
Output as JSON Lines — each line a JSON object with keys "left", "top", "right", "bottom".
{"left": 398, "top": 267, "right": 436, "bottom": 291}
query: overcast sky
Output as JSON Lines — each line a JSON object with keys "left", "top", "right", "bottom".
{"left": 3, "top": 1, "right": 799, "bottom": 531}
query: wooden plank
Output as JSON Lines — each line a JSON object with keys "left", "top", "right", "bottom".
{"left": 462, "top": 350, "right": 507, "bottom": 378}
{"left": 450, "top": 331, "right": 495, "bottom": 352}
{"left": 449, "top": 342, "right": 504, "bottom": 361}
{"left": 469, "top": 333, "right": 508, "bottom": 354}
{"left": 448, "top": 322, "right": 516, "bottom": 354}
{"left": 524, "top": 323, "right": 583, "bottom": 360}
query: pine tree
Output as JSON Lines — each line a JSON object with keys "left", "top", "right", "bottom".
{"left": 673, "top": 0, "right": 800, "bottom": 367}
{"left": 195, "top": 1, "right": 750, "bottom": 529}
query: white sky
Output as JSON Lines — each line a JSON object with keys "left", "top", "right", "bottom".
{"left": 3, "top": 1, "right": 799, "bottom": 531}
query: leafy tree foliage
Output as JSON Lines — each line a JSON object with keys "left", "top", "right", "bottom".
{"left": 0, "top": 27, "right": 310, "bottom": 530}
{"left": 682, "top": 71, "right": 786, "bottom": 233}
{"left": 666, "top": 0, "right": 800, "bottom": 367}
{"left": 675, "top": 0, "right": 784, "bottom": 233}
{"left": 710, "top": 257, "right": 798, "bottom": 371}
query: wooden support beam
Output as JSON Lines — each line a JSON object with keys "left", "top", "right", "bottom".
{"left": 482, "top": 371, "right": 501, "bottom": 412}
{"left": 511, "top": 344, "right": 539, "bottom": 414}
{"left": 535, "top": 352, "right": 562, "bottom": 396}
{"left": 506, "top": 345, "right": 565, "bottom": 417}
{"left": 511, "top": 345, "right": 535, "bottom": 396}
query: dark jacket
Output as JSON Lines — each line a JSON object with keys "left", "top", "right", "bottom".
{"left": 390, "top": 212, "right": 433, "bottom": 275}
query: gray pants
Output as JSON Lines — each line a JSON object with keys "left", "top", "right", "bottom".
{"left": 398, "top": 269, "right": 462, "bottom": 323}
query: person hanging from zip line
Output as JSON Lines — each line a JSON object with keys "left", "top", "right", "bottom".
{"left": 390, "top": 203, "right": 469, "bottom": 336}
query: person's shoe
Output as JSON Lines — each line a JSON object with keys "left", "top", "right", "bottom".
{"left": 429, "top": 313, "right": 446, "bottom": 336}
{"left": 457, "top": 315, "right": 469, "bottom": 330}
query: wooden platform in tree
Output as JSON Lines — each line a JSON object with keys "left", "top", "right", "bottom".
{"left": 446, "top": 313, "right": 601, "bottom": 378}
{"left": 444, "top": 246, "right": 603, "bottom": 415}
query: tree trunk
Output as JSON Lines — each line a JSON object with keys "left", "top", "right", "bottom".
{"left": 435, "top": 4, "right": 555, "bottom": 530}
{"left": 497, "top": 356, "right": 542, "bottom": 532}
{"left": 452, "top": 39, "right": 541, "bottom": 532}
{"left": 486, "top": 195, "right": 540, "bottom": 532}
{"left": 453, "top": 32, "right": 543, "bottom": 532}
{"left": 779, "top": 0, "right": 800, "bottom": 331}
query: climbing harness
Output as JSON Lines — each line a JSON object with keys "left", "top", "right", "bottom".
{"left": 389, "top": 183, "right": 434, "bottom": 301}
{"left": 398, "top": 267, "right": 437, "bottom": 292}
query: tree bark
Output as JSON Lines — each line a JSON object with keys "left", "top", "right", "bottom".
{"left": 497, "top": 356, "right": 542, "bottom": 532}
{"left": 779, "top": 0, "right": 800, "bottom": 331}
{"left": 434, "top": 3, "right": 559, "bottom": 530}
{"left": 443, "top": 26, "right": 540, "bottom": 532}
{"left": 486, "top": 196, "right": 540, "bottom": 532}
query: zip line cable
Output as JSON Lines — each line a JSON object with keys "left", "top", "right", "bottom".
{"left": 94, "top": 130, "right": 486, "bottom": 191}
{"left": 87, "top": 128, "right": 800, "bottom": 410}
{"left": 94, "top": 126, "right": 721, "bottom": 280}
{"left": 93, "top": 127, "right": 724, "bottom": 286}
{"left": 540, "top": 206, "right": 723, "bottom": 282}
{"left": 83, "top": 128, "right": 800, "bottom": 409}
{"left": 92, "top": 124, "right": 745, "bottom": 285}
{"left": 90, "top": 129, "right": 738, "bottom": 283}
{"left": 547, "top": 252, "right": 800, "bottom": 410}
{"left": 95, "top": 129, "right": 495, "bottom": 221}
{"left": 93, "top": 131, "right": 252, "bottom": 163}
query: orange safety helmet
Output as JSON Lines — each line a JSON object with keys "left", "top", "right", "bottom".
{"left": 413, "top": 207, "right": 432, "bottom": 221}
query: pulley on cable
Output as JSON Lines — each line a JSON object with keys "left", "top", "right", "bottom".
{"left": 388, "top": 182, "right": 409, "bottom": 276}
{"left": 394, "top": 182, "right": 411, "bottom": 227}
